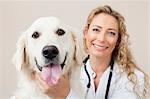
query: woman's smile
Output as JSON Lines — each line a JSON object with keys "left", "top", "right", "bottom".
{"left": 92, "top": 43, "right": 108, "bottom": 51}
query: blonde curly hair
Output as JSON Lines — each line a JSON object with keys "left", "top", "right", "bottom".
{"left": 83, "top": 5, "right": 149, "bottom": 98}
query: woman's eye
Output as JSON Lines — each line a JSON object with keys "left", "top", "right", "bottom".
{"left": 32, "top": 31, "right": 40, "bottom": 39}
{"left": 108, "top": 32, "right": 116, "bottom": 36}
{"left": 92, "top": 28, "right": 100, "bottom": 32}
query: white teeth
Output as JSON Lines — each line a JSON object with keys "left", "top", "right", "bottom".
{"left": 94, "top": 44, "right": 100, "bottom": 48}
{"left": 93, "top": 44, "right": 108, "bottom": 49}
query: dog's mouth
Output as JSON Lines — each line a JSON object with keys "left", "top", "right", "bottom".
{"left": 34, "top": 52, "right": 68, "bottom": 85}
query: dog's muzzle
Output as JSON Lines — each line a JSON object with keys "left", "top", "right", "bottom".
{"left": 34, "top": 52, "right": 68, "bottom": 71}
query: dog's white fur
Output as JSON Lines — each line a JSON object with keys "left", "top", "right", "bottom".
{"left": 13, "top": 16, "right": 85, "bottom": 99}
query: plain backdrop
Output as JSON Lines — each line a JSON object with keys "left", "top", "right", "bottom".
{"left": 0, "top": 0, "right": 150, "bottom": 98}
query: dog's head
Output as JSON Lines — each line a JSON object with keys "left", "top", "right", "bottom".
{"left": 13, "top": 16, "right": 85, "bottom": 85}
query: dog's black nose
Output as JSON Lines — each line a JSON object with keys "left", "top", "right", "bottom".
{"left": 42, "top": 45, "right": 59, "bottom": 59}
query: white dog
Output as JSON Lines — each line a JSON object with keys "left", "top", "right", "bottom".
{"left": 12, "top": 16, "right": 85, "bottom": 99}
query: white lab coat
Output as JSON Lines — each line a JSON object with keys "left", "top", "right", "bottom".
{"left": 67, "top": 59, "right": 145, "bottom": 99}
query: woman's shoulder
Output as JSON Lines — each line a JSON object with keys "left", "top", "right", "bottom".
{"left": 133, "top": 68, "right": 145, "bottom": 82}
{"left": 112, "top": 62, "right": 146, "bottom": 90}
{"left": 113, "top": 62, "right": 145, "bottom": 84}
{"left": 134, "top": 68, "right": 145, "bottom": 81}
{"left": 114, "top": 62, "right": 144, "bottom": 77}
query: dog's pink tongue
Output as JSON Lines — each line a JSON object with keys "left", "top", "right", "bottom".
{"left": 41, "top": 64, "right": 62, "bottom": 85}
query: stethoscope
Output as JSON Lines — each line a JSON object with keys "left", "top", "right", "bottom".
{"left": 83, "top": 55, "right": 114, "bottom": 99}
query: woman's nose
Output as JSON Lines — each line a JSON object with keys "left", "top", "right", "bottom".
{"left": 97, "top": 32, "right": 106, "bottom": 42}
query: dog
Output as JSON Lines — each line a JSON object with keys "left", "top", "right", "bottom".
{"left": 12, "top": 16, "right": 85, "bottom": 99}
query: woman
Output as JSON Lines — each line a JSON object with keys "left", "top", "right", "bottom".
{"left": 80, "top": 5, "right": 149, "bottom": 99}
{"left": 35, "top": 5, "right": 149, "bottom": 99}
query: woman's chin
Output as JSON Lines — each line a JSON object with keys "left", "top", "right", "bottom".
{"left": 90, "top": 49, "right": 110, "bottom": 58}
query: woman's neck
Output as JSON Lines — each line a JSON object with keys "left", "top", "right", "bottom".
{"left": 89, "top": 55, "right": 111, "bottom": 74}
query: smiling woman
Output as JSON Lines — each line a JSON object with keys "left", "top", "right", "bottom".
{"left": 80, "top": 5, "right": 150, "bottom": 99}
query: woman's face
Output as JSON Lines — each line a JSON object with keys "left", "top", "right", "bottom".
{"left": 84, "top": 13, "right": 119, "bottom": 58}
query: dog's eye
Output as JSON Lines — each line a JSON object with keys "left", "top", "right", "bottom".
{"left": 32, "top": 31, "right": 40, "bottom": 39}
{"left": 56, "top": 28, "right": 65, "bottom": 36}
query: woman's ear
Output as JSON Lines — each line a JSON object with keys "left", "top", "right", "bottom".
{"left": 12, "top": 32, "right": 27, "bottom": 72}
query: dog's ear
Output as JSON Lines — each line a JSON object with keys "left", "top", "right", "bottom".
{"left": 13, "top": 32, "right": 27, "bottom": 71}
{"left": 72, "top": 31, "right": 86, "bottom": 64}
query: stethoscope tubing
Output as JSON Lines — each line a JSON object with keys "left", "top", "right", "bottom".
{"left": 83, "top": 55, "right": 114, "bottom": 99}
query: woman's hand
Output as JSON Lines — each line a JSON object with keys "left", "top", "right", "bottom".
{"left": 35, "top": 72, "right": 70, "bottom": 99}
